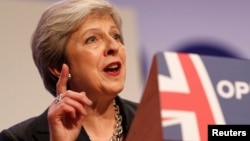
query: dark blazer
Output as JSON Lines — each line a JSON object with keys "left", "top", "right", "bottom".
{"left": 0, "top": 96, "right": 138, "bottom": 141}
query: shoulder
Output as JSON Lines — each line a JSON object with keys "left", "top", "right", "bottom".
{"left": 0, "top": 117, "right": 37, "bottom": 141}
{"left": 119, "top": 97, "right": 138, "bottom": 112}
{"left": 0, "top": 110, "right": 49, "bottom": 141}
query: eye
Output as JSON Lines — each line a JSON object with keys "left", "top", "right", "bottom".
{"left": 85, "top": 36, "right": 96, "bottom": 44}
{"left": 113, "top": 33, "right": 122, "bottom": 42}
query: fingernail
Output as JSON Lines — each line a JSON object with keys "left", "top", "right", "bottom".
{"left": 87, "top": 99, "right": 92, "bottom": 105}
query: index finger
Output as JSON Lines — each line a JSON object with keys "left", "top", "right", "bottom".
{"left": 56, "top": 63, "right": 70, "bottom": 96}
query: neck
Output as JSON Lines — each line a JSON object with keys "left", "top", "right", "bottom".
{"left": 82, "top": 100, "right": 123, "bottom": 141}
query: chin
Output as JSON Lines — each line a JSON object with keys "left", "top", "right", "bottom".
{"left": 109, "top": 85, "right": 124, "bottom": 95}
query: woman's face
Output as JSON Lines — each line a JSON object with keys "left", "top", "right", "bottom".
{"left": 66, "top": 13, "right": 126, "bottom": 97}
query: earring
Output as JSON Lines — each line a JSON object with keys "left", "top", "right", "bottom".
{"left": 68, "top": 73, "right": 72, "bottom": 79}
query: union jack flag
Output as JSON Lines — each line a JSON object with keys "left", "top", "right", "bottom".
{"left": 157, "top": 52, "right": 250, "bottom": 141}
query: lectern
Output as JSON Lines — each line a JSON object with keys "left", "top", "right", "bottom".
{"left": 127, "top": 51, "right": 250, "bottom": 141}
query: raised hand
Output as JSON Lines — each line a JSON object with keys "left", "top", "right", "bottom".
{"left": 47, "top": 64, "right": 92, "bottom": 141}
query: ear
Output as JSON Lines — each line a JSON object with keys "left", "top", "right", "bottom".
{"left": 48, "top": 67, "right": 61, "bottom": 78}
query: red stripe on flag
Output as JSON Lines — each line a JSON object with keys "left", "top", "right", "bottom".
{"left": 160, "top": 53, "right": 215, "bottom": 141}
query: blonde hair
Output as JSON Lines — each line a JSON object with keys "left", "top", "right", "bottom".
{"left": 31, "top": 0, "right": 122, "bottom": 96}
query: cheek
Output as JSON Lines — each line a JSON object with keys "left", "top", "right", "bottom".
{"left": 121, "top": 48, "right": 126, "bottom": 62}
{"left": 67, "top": 51, "right": 96, "bottom": 76}
{"left": 120, "top": 48, "right": 127, "bottom": 74}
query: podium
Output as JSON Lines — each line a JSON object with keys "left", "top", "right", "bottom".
{"left": 127, "top": 51, "right": 250, "bottom": 141}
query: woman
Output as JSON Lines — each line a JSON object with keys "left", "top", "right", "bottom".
{"left": 0, "top": 0, "right": 138, "bottom": 140}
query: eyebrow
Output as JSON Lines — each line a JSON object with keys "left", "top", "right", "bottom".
{"left": 80, "top": 25, "right": 120, "bottom": 37}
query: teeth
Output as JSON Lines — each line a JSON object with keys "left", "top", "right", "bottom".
{"left": 108, "top": 64, "right": 118, "bottom": 69}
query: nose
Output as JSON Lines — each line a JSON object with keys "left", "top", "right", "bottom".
{"left": 104, "top": 36, "right": 119, "bottom": 56}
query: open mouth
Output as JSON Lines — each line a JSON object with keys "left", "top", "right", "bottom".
{"left": 104, "top": 62, "right": 121, "bottom": 72}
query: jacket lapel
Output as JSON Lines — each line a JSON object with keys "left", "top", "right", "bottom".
{"left": 32, "top": 109, "right": 50, "bottom": 141}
